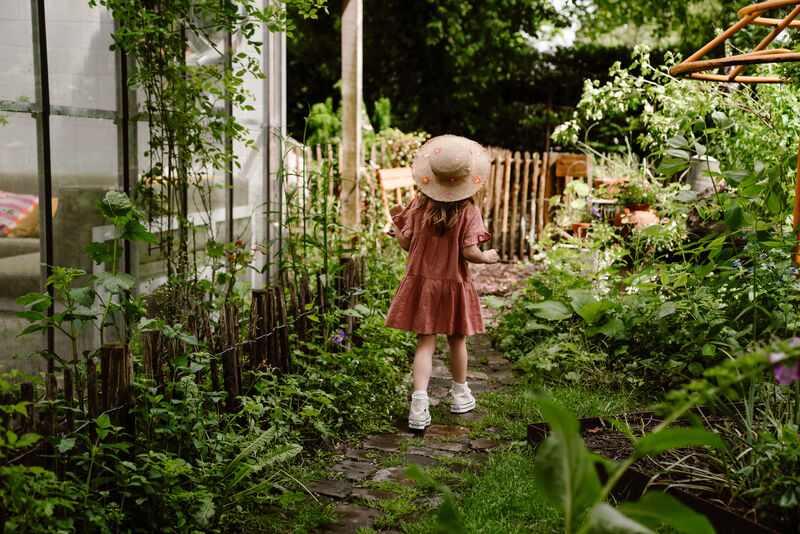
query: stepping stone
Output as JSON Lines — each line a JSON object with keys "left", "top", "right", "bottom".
{"left": 466, "top": 370, "right": 489, "bottom": 380}
{"left": 423, "top": 440, "right": 469, "bottom": 453}
{"left": 406, "top": 445, "right": 454, "bottom": 458}
{"left": 497, "top": 376, "right": 517, "bottom": 386}
{"left": 403, "top": 453, "right": 440, "bottom": 467}
{"left": 424, "top": 424, "right": 469, "bottom": 441}
{"left": 323, "top": 503, "right": 381, "bottom": 534}
{"left": 430, "top": 365, "right": 451, "bottom": 378}
{"left": 413, "top": 494, "right": 444, "bottom": 508}
{"left": 430, "top": 387, "right": 449, "bottom": 399}
{"left": 345, "top": 449, "right": 378, "bottom": 462}
{"left": 350, "top": 487, "right": 395, "bottom": 502}
{"left": 372, "top": 466, "right": 414, "bottom": 487}
{"left": 428, "top": 396, "right": 441, "bottom": 407}
{"left": 447, "top": 411, "right": 485, "bottom": 423}
{"left": 331, "top": 460, "right": 377, "bottom": 482}
{"left": 429, "top": 377, "right": 452, "bottom": 389}
{"left": 362, "top": 433, "right": 411, "bottom": 453}
{"left": 469, "top": 438, "right": 502, "bottom": 450}
{"left": 468, "top": 381, "right": 491, "bottom": 393}
{"left": 307, "top": 479, "right": 353, "bottom": 499}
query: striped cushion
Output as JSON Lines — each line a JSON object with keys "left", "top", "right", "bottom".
{"left": 0, "top": 191, "right": 38, "bottom": 236}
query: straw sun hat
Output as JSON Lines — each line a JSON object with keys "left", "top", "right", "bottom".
{"left": 411, "top": 135, "right": 490, "bottom": 202}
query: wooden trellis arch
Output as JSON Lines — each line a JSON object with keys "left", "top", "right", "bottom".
{"left": 669, "top": 0, "right": 800, "bottom": 263}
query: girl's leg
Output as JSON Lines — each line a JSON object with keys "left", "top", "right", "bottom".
{"left": 447, "top": 334, "right": 467, "bottom": 384}
{"left": 412, "top": 334, "right": 437, "bottom": 391}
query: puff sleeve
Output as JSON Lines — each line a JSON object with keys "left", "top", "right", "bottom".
{"left": 460, "top": 204, "right": 491, "bottom": 248}
{"left": 392, "top": 200, "right": 415, "bottom": 239}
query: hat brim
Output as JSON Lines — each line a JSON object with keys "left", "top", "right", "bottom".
{"left": 412, "top": 135, "right": 491, "bottom": 202}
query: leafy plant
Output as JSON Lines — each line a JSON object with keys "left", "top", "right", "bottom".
{"left": 533, "top": 394, "right": 719, "bottom": 534}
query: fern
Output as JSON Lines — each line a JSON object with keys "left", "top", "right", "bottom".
{"left": 222, "top": 427, "right": 275, "bottom": 479}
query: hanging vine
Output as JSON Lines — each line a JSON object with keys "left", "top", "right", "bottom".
{"left": 88, "top": 0, "right": 325, "bottom": 314}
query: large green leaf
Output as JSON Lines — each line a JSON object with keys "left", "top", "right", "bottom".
{"left": 634, "top": 428, "right": 725, "bottom": 458}
{"left": 98, "top": 191, "right": 134, "bottom": 223}
{"left": 530, "top": 300, "right": 573, "bottom": 321}
{"left": 95, "top": 272, "right": 136, "bottom": 293}
{"left": 534, "top": 398, "right": 601, "bottom": 532}
{"left": 567, "top": 289, "right": 595, "bottom": 314}
{"left": 69, "top": 287, "right": 96, "bottom": 308}
{"left": 586, "top": 317, "right": 625, "bottom": 338}
{"left": 585, "top": 503, "right": 653, "bottom": 534}
{"left": 578, "top": 301, "right": 611, "bottom": 324}
{"left": 121, "top": 219, "right": 156, "bottom": 244}
{"left": 618, "top": 492, "right": 715, "bottom": 534}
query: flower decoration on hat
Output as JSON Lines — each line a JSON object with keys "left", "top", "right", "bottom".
{"left": 421, "top": 176, "right": 430, "bottom": 184}
{"left": 434, "top": 148, "right": 441, "bottom": 155}
{"left": 445, "top": 191, "right": 454, "bottom": 199}
{"left": 473, "top": 176, "right": 481, "bottom": 184}
{"left": 449, "top": 176, "right": 458, "bottom": 182}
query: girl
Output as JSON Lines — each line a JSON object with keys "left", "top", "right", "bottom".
{"left": 385, "top": 135, "right": 498, "bottom": 430}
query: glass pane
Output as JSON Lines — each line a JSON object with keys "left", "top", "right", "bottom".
{"left": 47, "top": 0, "right": 116, "bottom": 110}
{"left": 0, "top": 113, "right": 42, "bottom": 370}
{"left": 0, "top": 0, "right": 34, "bottom": 102}
{"left": 49, "top": 115, "right": 117, "bottom": 272}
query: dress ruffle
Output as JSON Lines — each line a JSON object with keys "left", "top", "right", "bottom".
{"left": 385, "top": 275, "right": 485, "bottom": 335}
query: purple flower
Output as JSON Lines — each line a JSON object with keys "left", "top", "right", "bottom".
{"left": 770, "top": 351, "right": 800, "bottom": 386}
{"left": 332, "top": 329, "right": 345, "bottom": 344}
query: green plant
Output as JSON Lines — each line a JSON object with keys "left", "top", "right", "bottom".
{"left": 533, "top": 394, "right": 719, "bottom": 534}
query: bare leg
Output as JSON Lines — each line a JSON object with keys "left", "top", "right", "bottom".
{"left": 447, "top": 334, "right": 467, "bottom": 383}
{"left": 412, "top": 334, "right": 437, "bottom": 391}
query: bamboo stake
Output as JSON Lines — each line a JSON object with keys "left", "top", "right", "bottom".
{"left": 508, "top": 151, "right": 522, "bottom": 260}
{"left": 519, "top": 152, "right": 532, "bottom": 258}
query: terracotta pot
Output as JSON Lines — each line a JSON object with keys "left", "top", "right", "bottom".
{"left": 614, "top": 206, "right": 659, "bottom": 229}
{"left": 571, "top": 222, "right": 591, "bottom": 239}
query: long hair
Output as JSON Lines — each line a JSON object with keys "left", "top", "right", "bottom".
{"left": 412, "top": 193, "right": 472, "bottom": 235}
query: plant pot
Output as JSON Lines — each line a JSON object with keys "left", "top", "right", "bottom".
{"left": 613, "top": 206, "right": 659, "bottom": 229}
{"left": 571, "top": 222, "right": 591, "bottom": 239}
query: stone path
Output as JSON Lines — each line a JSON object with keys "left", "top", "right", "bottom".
{"left": 308, "top": 333, "right": 516, "bottom": 533}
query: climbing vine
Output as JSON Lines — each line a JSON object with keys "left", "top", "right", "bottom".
{"left": 88, "top": 0, "right": 325, "bottom": 314}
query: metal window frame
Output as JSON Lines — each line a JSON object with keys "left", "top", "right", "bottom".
{"left": 2, "top": 1, "right": 285, "bottom": 356}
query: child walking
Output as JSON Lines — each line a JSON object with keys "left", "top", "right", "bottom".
{"left": 385, "top": 135, "right": 498, "bottom": 430}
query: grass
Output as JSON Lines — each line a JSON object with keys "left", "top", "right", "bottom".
{"left": 400, "top": 447, "right": 563, "bottom": 534}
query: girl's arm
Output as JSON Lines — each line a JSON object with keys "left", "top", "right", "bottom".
{"left": 463, "top": 245, "right": 498, "bottom": 264}
{"left": 390, "top": 204, "right": 411, "bottom": 251}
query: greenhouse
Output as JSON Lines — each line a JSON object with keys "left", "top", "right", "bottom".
{"left": 1, "top": 1, "right": 800, "bottom": 533}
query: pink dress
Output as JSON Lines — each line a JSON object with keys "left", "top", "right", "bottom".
{"left": 385, "top": 199, "right": 491, "bottom": 335}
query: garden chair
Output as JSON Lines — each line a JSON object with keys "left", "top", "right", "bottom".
{"left": 377, "top": 167, "right": 415, "bottom": 235}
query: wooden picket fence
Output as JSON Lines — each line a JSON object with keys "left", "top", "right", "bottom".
{"left": 4, "top": 259, "right": 364, "bottom": 464}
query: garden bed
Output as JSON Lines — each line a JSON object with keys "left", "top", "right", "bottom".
{"left": 527, "top": 409, "right": 785, "bottom": 534}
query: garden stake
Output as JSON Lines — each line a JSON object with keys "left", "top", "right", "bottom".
{"left": 669, "top": 0, "right": 800, "bottom": 264}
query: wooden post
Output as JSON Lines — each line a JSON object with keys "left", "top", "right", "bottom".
{"left": 340, "top": 0, "right": 363, "bottom": 234}
{"left": 44, "top": 372, "right": 57, "bottom": 437}
{"left": 508, "top": 151, "right": 522, "bottom": 260}
{"left": 491, "top": 153, "right": 504, "bottom": 245}
{"left": 274, "top": 285, "right": 291, "bottom": 372}
{"left": 201, "top": 309, "right": 220, "bottom": 392}
{"left": 519, "top": 152, "right": 532, "bottom": 258}
{"left": 220, "top": 303, "right": 242, "bottom": 413}
{"left": 538, "top": 152, "right": 549, "bottom": 234}
{"left": 250, "top": 289, "right": 268, "bottom": 371}
{"left": 86, "top": 357, "right": 99, "bottom": 421}
{"left": 100, "top": 343, "right": 131, "bottom": 429}
{"left": 141, "top": 330, "right": 163, "bottom": 386}
{"left": 63, "top": 367, "right": 74, "bottom": 432}
{"left": 500, "top": 153, "right": 513, "bottom": 260}
{"left": 286, "top": 275, "right": 305, "bottom": 343}
{"left": 20, "top": 382, "right": 35, "bottom": 434}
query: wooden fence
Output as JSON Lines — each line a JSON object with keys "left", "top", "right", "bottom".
{"left": 4, "top": 259, "right": 364, "bottom": 464}
{"left": 289, "top": 142, "right": 589, "bottom": 261}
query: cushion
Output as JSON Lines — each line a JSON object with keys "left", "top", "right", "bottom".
{"left": 0, "top": 191, "right": 38, "bottom": 237}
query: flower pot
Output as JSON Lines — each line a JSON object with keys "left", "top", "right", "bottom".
{"left": 571, "top": 222, "right": 591, "bottom": 239}
{"left": 613, "top": 205, "right": 658, "bottom": 228}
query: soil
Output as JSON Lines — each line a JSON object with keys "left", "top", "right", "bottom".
{"left": 571, "top": 414, "right": 795, "bottom": 534}
{"left": 471, "top": 260, "right": 541, "bottom": 296}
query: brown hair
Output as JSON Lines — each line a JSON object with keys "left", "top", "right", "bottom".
{"left": 412, "top": 193, "right": 472, "bottom": 235}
